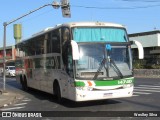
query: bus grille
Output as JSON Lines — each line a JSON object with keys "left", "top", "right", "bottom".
{"left": 81, "top": 72, "right": 103, "bottom": 77}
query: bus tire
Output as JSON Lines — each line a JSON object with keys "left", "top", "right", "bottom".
{"left": 21, "top": 76, "right": 28, "bottom": 91}
{"left": 53, "top": 81, "right": 63, "bottom": 103}
{"left": 20, "top": 76, "right": 25, "bottom": 90}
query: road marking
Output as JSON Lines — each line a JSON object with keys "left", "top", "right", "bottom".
{"left": 0, "top": 106, "right": 25, "bottom": 111}
{"left": 22, "top": 98, "right": 31, "bottom": 102}
{"left": 133, "top": 84, "right": 160, "bottom": 96}
{"left": 138, "top": 85, "right": 160, "bottom": 88}
{"left": 0, "top": 98, "right": 7, "bottom": 101}
{"left": 52, "top": 105, "right": 58, "bottom": 109}
{"left": 135, "top": 87, "right": 160, "bottom": 90}
{"left": 132, "top": 95, "right": 139, "bottom": 96}
{"left": 133, "top": 91, "right": 151, "bottom": 94}
{"left": 22, "top": 99, "right": 31, "bottom": 102}
{"left": 13, "top": 103, "right": 27, "bottom": 106}
{"left": 134, "top": 89, "right": 160, "bottom": 93}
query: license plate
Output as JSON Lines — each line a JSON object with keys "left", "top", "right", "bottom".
{"left": 103, "top": 93, "right": 113, "bottom": 97}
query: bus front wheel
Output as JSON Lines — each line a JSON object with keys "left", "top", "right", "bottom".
{"left": 53, "top": 81, "right": 62, "bottom": 103}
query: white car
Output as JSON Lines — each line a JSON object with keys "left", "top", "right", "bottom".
{"left": 5, "top": 66, "right": 15, "bottom": 77}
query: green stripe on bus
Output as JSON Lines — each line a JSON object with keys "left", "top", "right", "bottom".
{"left": 75, "top": 81, "right": 85, "bottom": 87}
{"left": 75, "top": 77, "right": 134, "bottom": 87}
{"left": 95, "top": 78, "right": 134, "bottom": 86}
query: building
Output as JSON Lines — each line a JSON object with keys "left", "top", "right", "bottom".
{"left": 129, "top": 30, "right": 160, "bottom": 68}
{"left": 0, "top": 46, "right": 16, "bottom": 71}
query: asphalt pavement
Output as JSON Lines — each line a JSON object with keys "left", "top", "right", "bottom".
{"left": 0, "top": 76, "right": 24, "bottom": 109}
{"left": 0, "top": 77, "right": 160, "bottom": 120}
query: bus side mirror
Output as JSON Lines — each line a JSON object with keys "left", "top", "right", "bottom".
{"left": 131, "top": 40, "right": 144, "bottom": 59}
{"left": 71, "top": 40, "right": 80, "bottom": 60}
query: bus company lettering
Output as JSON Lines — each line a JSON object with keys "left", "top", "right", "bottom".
{"left": 40, "top": 57, "right": 60, "bottom": 69}
{"left": 40, "top": 59, "right": 55, "bottom": 67}
{"left": 118, "top": 79, "right": 133, "bottom": 85}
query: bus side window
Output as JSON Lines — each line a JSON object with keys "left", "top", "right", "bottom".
{"left": 47, "top": 29, "right": 60, "bottom": 53}
{"left": 47, "top": 32, "right": 52, "bottom": 53}
{"left": 35, "top": 35, "right": 45, "bottom": 55}
{"left": 28, "top": 39, "right": 35, "bottom": 56}
{"left": 52, "top": 29, "right": 60, "bottom": 53}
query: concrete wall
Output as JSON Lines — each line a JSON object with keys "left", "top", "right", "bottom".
{"left": 134, "top": 69, "right": 160, "bottom": 78}
{"left": 158, "top": 34, "right": 160, "bottom": 46}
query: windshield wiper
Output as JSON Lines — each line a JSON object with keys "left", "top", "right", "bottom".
{"left": 110, "top": 59, "right": 123, "bottom": 79}
{"left": 93, "top": 58, "right": 123, "bottom": 80}
{"left": 93, "top": 58, "right": 106, "bottom": 80}
{"left": 93, "top": 44, "right": 123, "bottom": 80}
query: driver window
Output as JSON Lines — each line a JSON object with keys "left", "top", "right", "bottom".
{"left": 61, "top": 27, "right": 73, "bottom": 76}
{"left": 62, "top": 27, "right": 70, "bottom": 67}
{"left": 67, "top": 45, "right": 73, "bottom": 77}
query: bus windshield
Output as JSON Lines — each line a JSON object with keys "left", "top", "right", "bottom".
{"left": 75, "top": 43, "right": 132, "bottom": 79}
{"left": 73, "top": 27, "right": 128, "bottom": 43}
{"left": 9, "top": 67, "right": 15, "bottom": 70}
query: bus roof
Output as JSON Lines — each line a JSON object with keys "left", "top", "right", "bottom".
{"left": 18, "top": 21, "right": 125, "bottom": 43}
{"left": 32, "top": 21, "right": 125, "bottom": 36}
{"left": 62, "top": 21, "right": 125, "bottom": 28}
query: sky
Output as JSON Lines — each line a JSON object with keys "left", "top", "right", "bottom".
{"left": 0, "top": 0, "right": 160, "bottom": 47}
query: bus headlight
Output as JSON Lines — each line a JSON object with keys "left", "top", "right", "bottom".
{"left": 76, "top": 87, "right": 93, "bottom": 91}
{"left": 123, "top": 84, "right": 133, "bottom": 88}
{"left": 87, "top": 87, "right": 93, "bottom": 91}
{"left": 76, "top": 87, "right": 83, "bottom": 90}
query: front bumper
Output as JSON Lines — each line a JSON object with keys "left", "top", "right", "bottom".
{"left": 74, "top": 87, "right": 133, "bottom": 101}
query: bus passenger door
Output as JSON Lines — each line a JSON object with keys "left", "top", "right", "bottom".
{"left": 61, "top": 27, "right": 74, "bottom": 98}
{"left": 61, "top": 43, "right": 74, "bottom": 99}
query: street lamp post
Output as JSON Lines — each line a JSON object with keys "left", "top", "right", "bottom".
{"left": 3, "top": 22, "right": 7, "bottom": 92}
{"left": 2, "top": 0, "right": 71, "bottom": 92}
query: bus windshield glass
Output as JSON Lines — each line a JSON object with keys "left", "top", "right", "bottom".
{"left": 73, "top": 27, "right": 128, "bottom": 43}
{"left": 75, "top": 43, "right": 132, "bottom": 79}
{"left": 72, "top": 27, "right": 132, "bottom": 79}
{"left": 9, "top": 67, "right": 15, "bottom": 70}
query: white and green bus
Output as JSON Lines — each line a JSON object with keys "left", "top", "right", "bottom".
{"left": 16, "top": 22, "right": 143, "bottom": 102}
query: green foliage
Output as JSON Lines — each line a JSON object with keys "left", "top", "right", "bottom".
{"left": 133, "top": 59, "right": 160, "bottom": 69}
{"left": 133, "top": 61, "right": 144, "bottom": 69}
{"left": 151, "top": 64, "right": 160, "bottom": 69}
